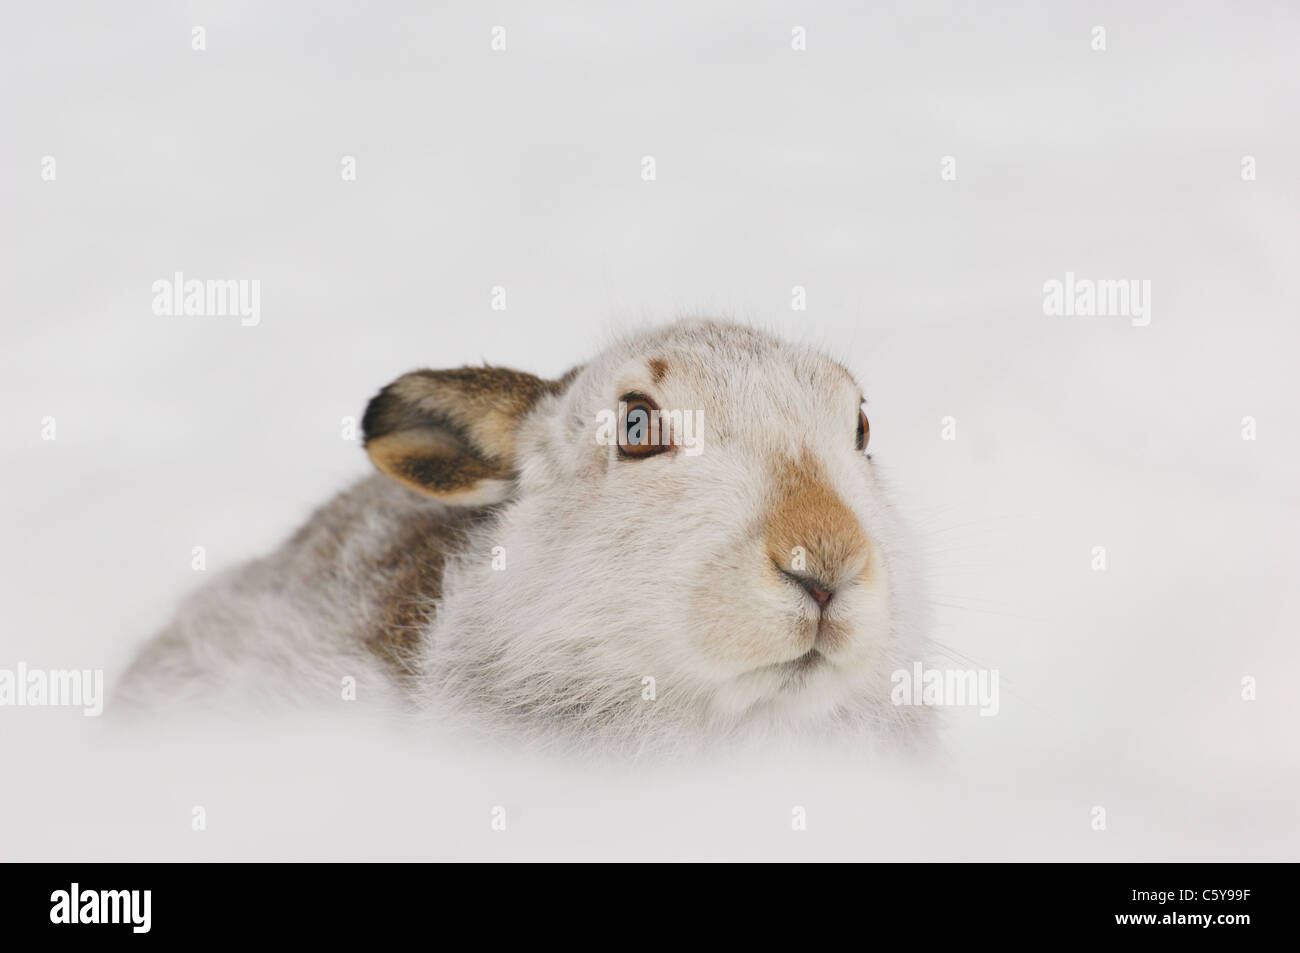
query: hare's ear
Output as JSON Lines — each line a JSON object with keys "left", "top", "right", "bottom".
{"left": 362, "top": 365, "right": 566, "bottom": 504}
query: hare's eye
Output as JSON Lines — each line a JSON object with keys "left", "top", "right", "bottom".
{"left": 856, "top": 407, "right": 870, "bottom": 451}
{"left": 619, "top": 394, "right": 669, "bottom": 458}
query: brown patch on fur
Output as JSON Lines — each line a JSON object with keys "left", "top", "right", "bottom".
{"left": 648, "top": 357, "right": 669, "bottom": 384}
{"left": 765, "top": 450, "right": 870, "bottom": 587}
{"left": 364, "top": 508, "right": 484, "bottom": 678}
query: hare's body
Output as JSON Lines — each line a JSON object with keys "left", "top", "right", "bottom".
{"left": 120, "top": 320, "right": 931, "bottom": 751}
{"left": 118, "top": 475, "right": 469, "bottom": 712}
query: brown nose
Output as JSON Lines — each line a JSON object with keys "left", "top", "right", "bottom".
{"left": 765, "top": 451, "right": 871, "bottom": 607}
{"left": 780, "top": 569, "right": 834, "bottom": 608}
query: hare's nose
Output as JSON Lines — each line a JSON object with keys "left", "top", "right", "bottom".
{"left": 804, "top": 581, "right": 833, "bottom": 607}
{"left": 765, "top": 452, "right": 871, "bottom": 611}
{"left": 779, "top": 568, "right": 835, "bottom": 608}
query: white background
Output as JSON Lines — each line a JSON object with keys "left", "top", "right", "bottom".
{"left": 2, "top": 1, "right": 1297, "bottom": 860}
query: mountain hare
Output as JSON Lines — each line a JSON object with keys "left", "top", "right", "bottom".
{"left": 119, "top": 320, "right": 929, "bottom": 752}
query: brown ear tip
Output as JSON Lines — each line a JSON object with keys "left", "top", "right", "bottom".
{"left": 361, "top": 384, "right": 405, "bottom": 445}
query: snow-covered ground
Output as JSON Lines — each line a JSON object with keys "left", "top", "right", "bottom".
{"left": 2, "top": 0, "right": 1297, "bottom": 860}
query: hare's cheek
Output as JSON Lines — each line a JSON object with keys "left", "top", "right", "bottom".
{"left": 695, "top": 614, "right": 797, "bottom": 676}
{"left": 674, "top": 578, "right": 798, "bottom": 681}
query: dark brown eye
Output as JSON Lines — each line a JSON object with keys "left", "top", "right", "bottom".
{"left": 619, "top": 395, "right": 670, "bottom": 458}
{"left": 856, "top": 408, "right": 869, "bottom": 451}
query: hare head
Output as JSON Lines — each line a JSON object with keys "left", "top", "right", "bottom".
{"left": 363, "top": 319, "right": 926, "bottom": 748}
